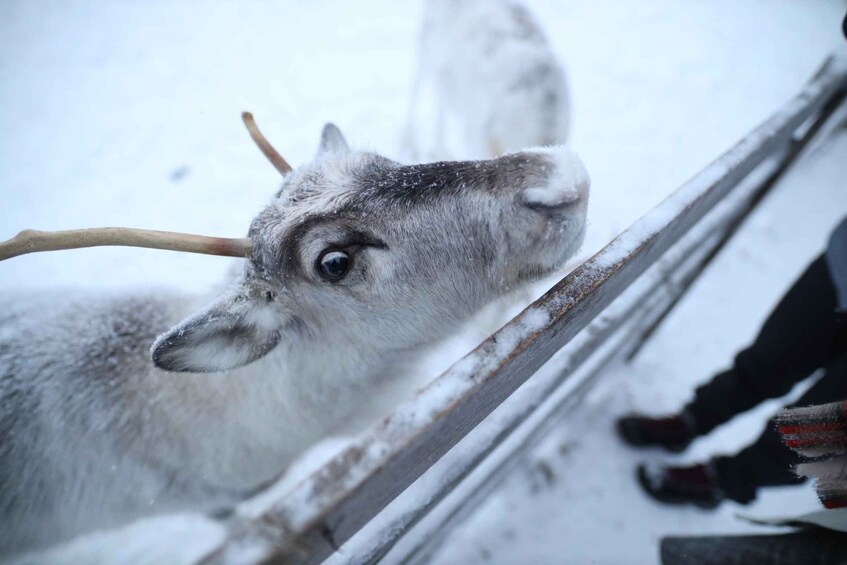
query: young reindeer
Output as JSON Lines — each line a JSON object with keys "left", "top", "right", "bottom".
{"left": 0, "top": 114, "right": 589, "bottom": 556}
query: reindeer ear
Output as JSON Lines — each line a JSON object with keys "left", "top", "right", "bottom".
{"left": 318, "top": 123, "right": 349, "bottom": 154}
{"left": 151, "top": 292, "right": 284, "bottom": 373}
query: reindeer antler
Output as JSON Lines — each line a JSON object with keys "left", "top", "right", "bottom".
{"left": 0, "top": 113, "right": 291, "bottom": 262}
{"left": 242, "top": 112, "right": 292, "bottom": 174}
{"left": 0, "top": 228, "right": 252, "bottom": 261}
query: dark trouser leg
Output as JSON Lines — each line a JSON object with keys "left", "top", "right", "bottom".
{"left": 685, "top": 255, "right": 843, "bottom": 435}
{"left": 714, "top": 351, "right": 847, "bottom": 503}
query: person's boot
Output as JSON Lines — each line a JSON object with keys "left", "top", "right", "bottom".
{"left": 616, "top": 411, "right": 697, "bottom": 452}
{"left": 637, "top": 462, "right": 725, "bottom": 509}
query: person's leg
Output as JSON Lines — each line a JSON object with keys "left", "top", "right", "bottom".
{"left": 715, "top": 351, "right": 847, "bottom": 503}
{"left": 686, "top": 254, "right": 842, "bottom": 435}
{"left": 619, "top": 254, "right": 842, "bottom": 451}
{"left": 638, "top": 352, "right": 847, "bottom": 508}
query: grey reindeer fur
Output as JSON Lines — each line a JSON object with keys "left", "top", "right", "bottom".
{"left": 0, "top": 124, "right": 589, "bottom": 556}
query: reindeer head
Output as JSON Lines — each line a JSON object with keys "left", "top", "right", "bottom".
{"left": 150, "top": 120, "right": 589, "bottom": 373}
{"left": 0, "top": 115, "right": 588, "bottom": 374}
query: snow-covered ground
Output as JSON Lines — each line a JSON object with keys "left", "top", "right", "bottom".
{"left": 1, "top": 0, "right": 845, "bottom": 563}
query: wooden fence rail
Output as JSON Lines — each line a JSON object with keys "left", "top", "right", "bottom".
{"left": 202, "top": 55, "right": 847, "bottom": 564}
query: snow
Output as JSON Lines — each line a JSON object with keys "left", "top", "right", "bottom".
{"left": 1, "top": 0, "right": 846, "bottom": 563}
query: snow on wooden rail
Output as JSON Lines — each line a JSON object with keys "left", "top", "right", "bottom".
{"left": 203, "top": 55, "right": 847, "bottom": 564}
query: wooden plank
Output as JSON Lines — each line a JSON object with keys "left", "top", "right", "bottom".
{"left": 202, "top": 55, "right": 847, "bottom": 565}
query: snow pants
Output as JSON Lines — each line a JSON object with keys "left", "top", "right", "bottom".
{"left": 683, "top": 254, "right": 847, "bottom": 503}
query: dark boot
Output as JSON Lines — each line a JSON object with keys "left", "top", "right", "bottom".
{"left": 617, "top": 412, "right": 697, "bottom": 452}
{"left": 637, "top": 462, "right": 725, "bottom": 509}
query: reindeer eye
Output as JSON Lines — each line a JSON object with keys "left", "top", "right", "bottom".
{"left": 317, "top": 250, "right": 351, "bottom": 281}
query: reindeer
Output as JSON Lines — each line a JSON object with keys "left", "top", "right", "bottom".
{"left": 0, "top": 114, "right": 589, "bottom": 556}
{"left": 405, "top": 0, "right": 571, "bottom": 161}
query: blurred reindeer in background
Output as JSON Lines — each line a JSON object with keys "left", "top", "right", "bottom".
{"left": 405, "top": 0, "right": 571, "bottom": 161}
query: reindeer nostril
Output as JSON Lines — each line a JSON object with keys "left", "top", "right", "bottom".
{"left": 520, "top": 186, "right": 581, "bottom": 211}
